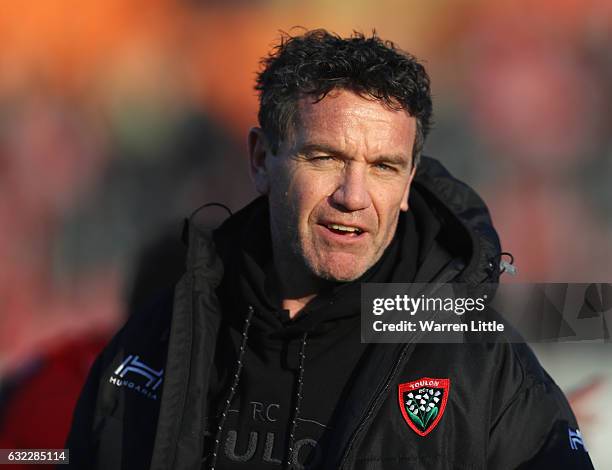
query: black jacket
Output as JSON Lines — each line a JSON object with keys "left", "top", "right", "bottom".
{"left": 66, "top": 157, "right": 594, "bottom": 469}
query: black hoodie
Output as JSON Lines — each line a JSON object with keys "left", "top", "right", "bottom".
{"left": 202, "top": 196, "right": 420, "bottom": 468}
{"left": 66, "top": 157, "right": 594, "bottom": 470}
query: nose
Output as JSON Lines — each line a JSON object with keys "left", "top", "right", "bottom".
{"left": 330, "top": 163, "right": 371, "bottom": 211}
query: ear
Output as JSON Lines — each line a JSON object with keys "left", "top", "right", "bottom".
{"left": 248, "top": 127, "right": 271, "bottom": 195}
{"left": 400, "top": 164, "right": 417, "bottom": 212}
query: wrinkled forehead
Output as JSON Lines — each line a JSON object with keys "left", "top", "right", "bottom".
{"left": 286, "top": 90, "right": 416, "bottom": 157}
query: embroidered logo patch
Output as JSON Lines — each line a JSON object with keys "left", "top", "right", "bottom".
{"left": 398, "top": 378, "right": 450, "bottom": 436}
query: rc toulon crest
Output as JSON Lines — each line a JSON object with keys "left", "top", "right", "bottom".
{"left": 398, "top": 378, "right": 450, "bottom": 436}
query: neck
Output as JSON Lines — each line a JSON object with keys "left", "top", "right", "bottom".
{"left": 282, "top": 296, "right": 317, "bottom": 319}
{"left": 271, "top": 249, "right": 331, "bottom": 319}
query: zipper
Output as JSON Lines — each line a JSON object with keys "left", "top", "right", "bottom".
{"left": 338, "top": 341, "right": 414, "bottom": 469}
{"left": 338, "top": 260, "right": 465, "bottom": 469}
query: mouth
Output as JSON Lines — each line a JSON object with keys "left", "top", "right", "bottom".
{"left": 325, "top": 223, "right": 364, "bottom": 236}
{"left": 317, "top": 222, "right": 367, "bottom": 241}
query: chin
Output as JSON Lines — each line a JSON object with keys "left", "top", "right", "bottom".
{"left": 308, "top": 253, "right": 371, "bottom": 282}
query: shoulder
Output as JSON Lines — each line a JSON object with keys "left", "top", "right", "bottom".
{"left": 88, "top": 286, "right": 176, "bottom": 413}
{"left": 66, "top": 287, "right": 177, "bottom": 468}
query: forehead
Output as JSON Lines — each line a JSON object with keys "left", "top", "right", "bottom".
{"left": 291, "top": 89, "right": 416, "bottom": 155}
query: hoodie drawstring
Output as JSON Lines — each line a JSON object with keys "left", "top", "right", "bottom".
{"left": 286, "top": 332, "right": 308, "bottom": 469}
{"left": 207, "top": 310, "right": 309, "bottom": 470}
{"left": 208, "top": 306, "right": 254, "bottom": 470}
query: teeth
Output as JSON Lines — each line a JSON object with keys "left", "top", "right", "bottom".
{"left": 328, "top": 224, "right": 362, "bottom": 234}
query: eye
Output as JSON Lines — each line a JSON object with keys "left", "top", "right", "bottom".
{"left": 374, "top": 162, "right": 395, "bottom": 172}
{"left": 312, "top": 155, "right": 334, "bottom": 161}
{"left": 308, "top": 155, "right": 338, "bottom": 166}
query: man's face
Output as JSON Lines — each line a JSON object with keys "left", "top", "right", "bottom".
{"left": 251, "top": 89, "right": 417, "bottom": 282}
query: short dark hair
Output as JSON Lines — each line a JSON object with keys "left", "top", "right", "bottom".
{"left": 255, "top": 29, "right": 433, "bottom": 166}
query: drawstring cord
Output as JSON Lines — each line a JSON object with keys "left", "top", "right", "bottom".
{"left": 183, "top": 202, "right": 232, "bottom": 246}
{"left": 207, "top": 306, "right": 254, "bottom": 470}
{"left": 190, "top": 202, "right": 233, "bottom": 220}
{"left": 286, "top": 332, "right": 308, "bottom": 469}
{"left": 205, "top": 310, "right": 309, "bottom": 470}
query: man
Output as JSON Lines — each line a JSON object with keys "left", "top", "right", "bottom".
{"left": 67, "top": 30, "right": 594, "bottom": 469}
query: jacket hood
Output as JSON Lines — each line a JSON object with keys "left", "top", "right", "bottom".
{"left": 411, "top": 156, "right": 502, "bottom": 287}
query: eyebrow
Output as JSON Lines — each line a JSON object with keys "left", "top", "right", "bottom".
{"left": 299, "top": 143, "right": 411, "bottom": 167}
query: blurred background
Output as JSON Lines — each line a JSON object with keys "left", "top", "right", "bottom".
{"left": 0, "top": 0, "right": 610, "bottom": 467}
